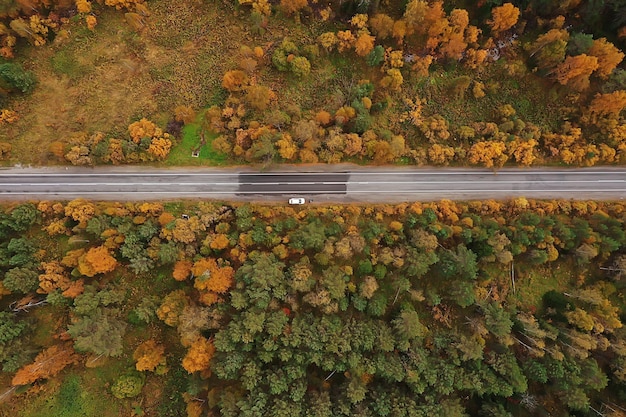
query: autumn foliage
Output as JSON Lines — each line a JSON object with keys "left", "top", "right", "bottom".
{"left": 173, "top": 260, "right": 192, "bottom": 281}
{"left": 488, "top": 3, "right": 520, "bottom": 36}
{"left": 192, "top": 258, "right": 234, "bottom": 305}
{"left": 12, "top": 343, "right": 78, "bottom": 386}
{"left": 133, "top": 340, "right": 167, "bottom": 372}
{"left": 77, "top": 246, "right": 118, "bottom": 277}
{"left": 182, "top": 336, "right": 215, "bottom": 374}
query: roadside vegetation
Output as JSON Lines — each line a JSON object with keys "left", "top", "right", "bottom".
{"left": 0, "top": 0, "right": 624, "bottom": 167}
{"left": 0, "top": 198, "right": 625, "bottom": 416}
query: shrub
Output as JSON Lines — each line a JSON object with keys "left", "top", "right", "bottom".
{"left": 111, "top": 373, "right": 145, "bottom": 399}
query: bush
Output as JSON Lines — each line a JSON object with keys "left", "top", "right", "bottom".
{"left": 111, "top": 373, "right": 145, "bottom": 399}
{"left": 0, "top": 63, "right": 36, "bottom": 94}
{"left": 290, "top": 56, "right": 311, "bottom": 78}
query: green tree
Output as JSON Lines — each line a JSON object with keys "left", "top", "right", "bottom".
{"left": 366, "top": 45, "right": 385, "bottom": 67}
{"left": 290, "top": 56, "right": 311, "bottom": 77}
{"left": 0, "top": 63, "right": 36, "bottom": 94}
{"left": 67, "top": 308, "right": 127, "bottom": 357}
{"left": 393, "top": 308, "right": 427, "bottom": 350}
{"left": 289, "top": 219, "right": 327, "bottom": 251}
{"left": 2, "top": 267, "right": 38, "bottom": 294}
{"left": 128, "top": 295, "right": 160, "bottom": 324}
{"left": 438, "top": 244, "right": 477, "bottom": 281}
{"left": 5, "top": 237, "right": 37, "bottom": 268}
{"left": 567, "top": 32, "right": 594, "bottom": 55}
{"left": 158, "top": 241, "right": 180, "bottom": 265}
{"left": 484, "top": 303, "right": 513, "bottom": 339}
{"left": 9, "top": 203, "right": 40, "bottom": 232}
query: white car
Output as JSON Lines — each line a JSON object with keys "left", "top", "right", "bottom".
{"left": 289, "top": 198, "right": 306, "bottom": 205}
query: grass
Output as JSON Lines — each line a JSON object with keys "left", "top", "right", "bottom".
{"left": 509, "top": 259, "right": 576, "bottom": 310}
{"left": 166, "top": 123, "right": 227, "bottom": 166}
{"left": 412, "top": 60, "right": 563, "bottom": 133}
{"left": 21, "top": 374, "right": 121, "bottom": 417}
{"left": 50, "top": 50, "right": 91, "bottom": 80}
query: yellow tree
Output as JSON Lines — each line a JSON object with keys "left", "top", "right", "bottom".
{"left": 148, "top": 137, "right": 173, "bottom": 160}
{"left": 587, "top": 91, "right": 626, "bottom": 123}
{"left": 488, "top": 3, "right": 520, "bottom": 36}
{"left": 553, "top": 54, "right": 598, "bottom": 91}
{"left": 508, "top": 139, "right": 538, "bottom": 166}
{"left": 192, "top": 258, "right": 234, "bottom": 296}
{"left": 354, "top": 31, "right": 375, "bottom": 57}
{"left": 182, "top": 337, "right": 215, "bottom": 374}
{"left": 38, "top": 261, "right": 71, "bottom": 294}
{"left": 133, "top": 340, "right": 166, "bottom": 372}
{"left": 588, "top": 38, "right": 625, "bottom": 79}
{"left": 173, "top": 260, "right": 192, "bottom": 281}
{"left": 468, "top": 141, "right": 508, "bottom": 168}
{"left": 427, "top": 144, "right": 455, "bottom": 165}
{"left": 77, "top": 246, "right": 118, "bottom": 277}
{"left": 128, "top": 118, "right": 162, "bottom": 144}
{"left": 12, "top": 343, "right": 78, "bottom": 386}
{"left": 222, "top": 70, "right": 249, "bottom": 92}
{"left": 280, "top": 0, "right": 307, "bottom": 15}
{"left": 368, "top": 14, "right": 394, "bottom": 39}
{"left": 276, "top": 133, "right": 298, "bottom": 160}
{"left": 64, "top": 199, "right": 96, "bottom": 228}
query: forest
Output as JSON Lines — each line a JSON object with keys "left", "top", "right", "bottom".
{"left": 0, "top": 0, "right": 626, "bottom": 416}
{"left": 0, "top": 0, "right": 623, "bottom": 167}
{"left": 0, "top": 198, "right": 625, "bottom": 416}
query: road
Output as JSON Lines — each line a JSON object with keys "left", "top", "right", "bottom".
{"left": 0, "top": 165, "right": 624, "bottom": 202}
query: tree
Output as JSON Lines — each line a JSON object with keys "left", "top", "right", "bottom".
{"left": 182, "top": 337, "right": 215, "bottom": 374}
{"left": 588, "top": 37, "right": 624, "bottom": 79}
{"left": 245, "top": 84, "right": 273, "bottom": 110}
{"left": 484, "top": 303, "right": 513, "bottom": 339}
{"left": 3, "top": 267, "right": 38, "bottom": 294}
{"left": 290, "top": 57, "right": 311, "bottom": 78}
{"left": 222, "top": 70, "right": 249, "bottom": 92}
{"left": 148, "top": 137, "right": 173, "bottom": 160}
{"left": 11, "top": 343, "right": 78, "bottom": 386}
{"left": 508, "top": 139, "right": 537, "bottom": 166}
{"left": 174, "top": 105, "right": 196, "bottom": 124}
{"left": 0, "top": 311, "right": 26, "bottom": 345}
{"left": 77, "top": 246, "right": 118, "bottom": 277}
{"left": 369, "top": 14, "right": 394, "bottom": 39}
{"left": 5, "top": 237, "right": 37, "bottom": 268}
{"left": 428, "top": 144, "right": 455, "bottom": 165}
{"left": 64, "top": 199, "right": 96, "bottom": 227}
{"left": 173, "top": 259, "right": 192, "bottom": 281}
{"left": 468, "top": 141, "right": 508, "bottom": 168}
{"left": 366, "top": 45, "right": 385, "bottom": 67}
{"left": 133, "top": 340, "right": 166, "bottom": 372}
{"left": 9, "top": 203, "right": 39, "bottom": 232}
{"left": 354, "top": 32, "right": 375, "bottom": 57}
{"left": 488, "top": 3, "right": 520, "bottom": 36}
{"left": 380, "top": 68, "right": 403, "bottom": 91}
{"left": 67, "top": 309, "right": 127, "bottom": 357}
{"left": 528, "top": 29, "right": 569, "bottom": 70}
{"left": 280, "top": 0, "right": 307, "bottom": 15}
{"left": 587, "top": 90, "right": 626, "bottom": 122}
{"left": 553, "top": 54, "right": 598, "bottom": 91}
{"left": 567, "top": 32, "right": 594, "bottom": 56}
{"left": 393, "top": 309, "right": 427, "bottom": 348}
{"left": 157, "top": 290, "right": 189, "bottom": 327}
{"left": 193, "top": 258, "right": 235, "bottom": 299}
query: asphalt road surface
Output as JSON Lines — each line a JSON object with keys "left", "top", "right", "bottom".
{"left": 0, "top": 165, "right": 624, "bottom": 202}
